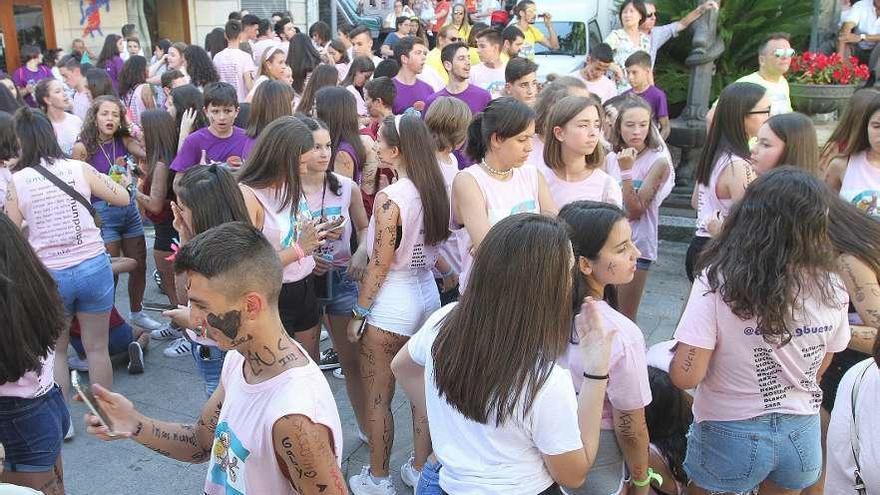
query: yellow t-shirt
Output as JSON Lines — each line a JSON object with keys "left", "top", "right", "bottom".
{"left": 426, "top": 47, "right": 449, "bottom": 84}
{"left": 520, "top": 24, "right": 545, "bottom": 60}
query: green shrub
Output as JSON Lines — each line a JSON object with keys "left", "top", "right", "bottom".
{"left": 650, "top": 0, "right": 812, "bottom": 110}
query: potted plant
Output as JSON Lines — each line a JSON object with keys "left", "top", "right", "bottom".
{"left": 788, "top": 51, "right": 870, "bottom": 115}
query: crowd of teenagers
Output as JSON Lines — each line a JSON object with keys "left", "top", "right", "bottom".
{"left": 1, "top": 0, "right": 880, "bottom": 494}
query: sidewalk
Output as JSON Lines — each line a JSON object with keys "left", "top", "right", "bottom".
{"left": 60, "top": 232, "right": 691, "bottom": 494}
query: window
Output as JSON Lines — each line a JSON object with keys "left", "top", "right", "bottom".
{"left": 533, "top": 21, "right": 587, "bottom": 57}
{"left": 240, "top": 0, "right": 287, "bottom": 19}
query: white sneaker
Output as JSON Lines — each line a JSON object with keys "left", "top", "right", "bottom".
{"left": 400, "top": 456, "right": 421, "bottom": 488}
{"left": 130, "top": 311, "right": 163, "bottom": 331}
{"left": 320, "top": 328, "right": 330, "bottom": 341}
{"left": 64, "top": 419, "right": 74, "bottom": 441}
{"left": 333, "top": 367, "right": 345, "bottom": 379}
{"left": 150, "top": 322, "right": 182, "bottom": 340}
{"left": 68, "top": 354, "right": 89, "bottom": 372}
{"left": 163, "top": 337, "right": 192, "bottom": 357}
{"left": 349, "top": 466, "right": 396, "bottom": 495}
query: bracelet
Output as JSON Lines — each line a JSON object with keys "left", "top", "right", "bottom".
{"left": 620, "top": 171, "right": 633, "bottom": 181}
{"left": 440, "top": 268, "right": 455, "bottom": 278}
{"left": 292, "top": 242, "right": 305, "bottom": 260}
{"left": 582, "top": 371, "right": 609, "bottom": 380}
{"left": 631, "top": 468, "right": 663, "bottom": 488}
{"left": 353, "top": 303, "right": 371, "bottom": 319}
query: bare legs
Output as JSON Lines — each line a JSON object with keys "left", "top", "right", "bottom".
{"left": 105, "top": 235, "right": 149, "bottom": 313}
{"left": 153, "top": 248, "right": 180, "bottom": 307}
{"left": 293, "top": 324, "right": 321, "bottom": 363}
{"left": 327, "top": 313, "right": 367, "bottom": 431}
{"left": 1, "top": 456, "right": 65, "bottom": 495}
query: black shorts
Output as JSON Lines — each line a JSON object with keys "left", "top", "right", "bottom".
{"left": 820, "top": 347, "right": 871, "bottom": 412}
{"left": 153, "top": 220, "right": 178, "bottom": 252}
{"left": 279, "top": 275, "right": 320, "bottom": 335}
{"left": 685, "top": 235, "right": 711, "bottom": 282}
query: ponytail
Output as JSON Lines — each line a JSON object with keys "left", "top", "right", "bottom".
{"left": 466, "top": 113, "right": 487, "bottom": 162}
{"left": 465, "top": 96, "right": 535, "bottom": 164}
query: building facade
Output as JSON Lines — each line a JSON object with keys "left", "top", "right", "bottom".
{"left": 1, "top": 0, "right": 315, "bottom": 73}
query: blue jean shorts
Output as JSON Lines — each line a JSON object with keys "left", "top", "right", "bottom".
{"left": 636, "top": 257, "right": 653, "bottom": 271}
{"left": 71, "top": 319, "right": 133, "bottom": 356}
{"left": 318, "top": 267, "right": 359, "bottom": 316}
{"left": 50, "top": 252, "right": 115, "bottom": 315}
{"left": 684, "top": 413, "right": 821, "bottom": 493}
{"left": 417, "top": 459, "right": 443, "bottom": 495}
{"left": 0, "top": 386, "right": 70, "bottom": 473}
{"left": 191, "top": 343, "right": 226, "bottom": 397}
{"left": 94, "top": 197, "right": 144, "bottom": 243}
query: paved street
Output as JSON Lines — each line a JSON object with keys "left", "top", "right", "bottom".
{"left": 61, "top": 231, "right": 691, "bottom": 494}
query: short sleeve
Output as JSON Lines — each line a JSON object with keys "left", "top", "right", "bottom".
{"left": 674, "top": 274, "right": 719, "bottom": 350}
{"left": 844, "top": 3, "right": 862, "bottom": 24}
{"left": 827, "top": 284, "right": 852, "bottom": 354}
{"left": 242, "top": 52, "right": 257, "bottom": 74}
{"left": 531, "top": 26, "right": 545, "bottom": 43}
{"left": 604, "top": 175, "right": 623, "bottom": 208}
{"left": 408, "top": 304, "right": 453, "bottom": 366}
{"left": 529, "top": 367, "right": 583, "bottom": 455}
{"left": 604, "top": 30, "right": 623, "bottom": 50}
{"left": 170, "top": 133, "right": 201, "bottom": 173}
{"left": 606, "top": 339, "right": 653, "bottom": 412}
{"left": 656, "top": 89, "right": 669, "bottom": 118}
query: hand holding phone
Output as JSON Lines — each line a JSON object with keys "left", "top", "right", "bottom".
{"left": 72, "top": 371, "right": 118, "bottom": 437}
{"left": 74, "top": 373, "right": 141, "bottom": 440}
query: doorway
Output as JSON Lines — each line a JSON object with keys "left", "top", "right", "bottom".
{"left": 143, "top": 0, "right": 191, "bottom": 47}
{"left": 0, "top": 0, "right": 57, "bottom": 73}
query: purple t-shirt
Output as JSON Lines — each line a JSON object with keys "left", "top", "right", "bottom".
{"left": 392, "top": 76, "right": 435, "bottom": 115}
{"left": 12, "top": 65, "right": 53, "bottom": 107}
{"left": 105, "top": 56, "right": 125, "bottom": 92}
{"left": 423, "top": 84, "right": 492, "bottom": 117}
{"left": 626, "top": 85, "right": 669, "bottom": 121}
{"left": 170, "top": 126, "right": 250, "bottom": 173}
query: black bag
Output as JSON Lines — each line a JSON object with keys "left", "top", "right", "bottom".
{"left": 32, "top": 164, "right": 104, "bottom": 228}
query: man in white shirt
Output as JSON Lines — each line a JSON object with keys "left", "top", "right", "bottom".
{"left": 58, "top": 56, "right": 91, "bottom": 121}
{"left": 212, "top": 20, "right": 257, "bottom": 103}
{"left": 349, "top": 25, "right": 384, "bottom": 67}
{"left": 569, "top": 43, "right": 618, "bottom": 103}
{"left": 641, "top": 1, "right": 718, "bottom": 67}
{"left": 735, "top": 32, "right": 794, "bottom": 115}
{"left": 839, "top": 0, "right": 880, "bottom": 64}
{"left": 470, "top": 28, "right": 507, "bottom": 99}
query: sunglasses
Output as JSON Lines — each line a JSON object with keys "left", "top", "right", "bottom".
{"left": 748, "top": 108, "right": 771, "bottom": 115}
{"left": 646, "top": 12, "right": 657, "bottom": 18}
{"left": 773, "top": 48, "right": 795, "bottom": 58}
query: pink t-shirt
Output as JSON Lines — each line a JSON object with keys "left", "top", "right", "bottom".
{"left": 455, "top": 164, "right": 540, "bottom": 292}
{"left": 605, "top": 146, "right": 674, "bottom": 261}
{"left": 541, "top": 167, "right": 623, "bottom": 209}
{"left": 203, "top": 346, "right": 343, "bottom": 495}
{"left": 304, "top": 173, "right": 355, "bottom": 267}
{"left": 569, "top": 71, "right": 618, "bottom": 103}
{"left": 241, "top": 184, "right": 317, "bottom": 283}
{"left": 12, "top": 159, "right": 106, "bottom": 270}
{"left": 468, "top": 63, "right": 507, "bottom": 99}
{"left": 561, "top": 300, "right": 652, "bottom": 429}
{"left": 524, "top": 136, "right": 546, "bottom": 170}
{"left": 213, "top": 48, "right": 257, "bottom": 102}
{"left": 438, "top": 153, "right": 463, "bottom": 274}
{"left": 0, "top": 352, "right": 55, "bottom": 399}
{"left": 674, "top": 274, "right": 851, "bottom": 423}
{"left": 695, "top": 152, "right": 739, "bottom": 237}
{"left": 366, "top": 177, "right": 439, "bottom": 272}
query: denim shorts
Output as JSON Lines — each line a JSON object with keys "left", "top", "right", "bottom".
{"left": 318, "top": 268, "right": 359, "bottom": 316}
{"left": 191, "top": 343, "right": 226, "bottom": 397}
{"left": 684, "top": 413, "right": 821, "bottom": 493}
{"left": 71, "top": 320, "right": 133, "bottom": 356}
{"left": 94, "top": 197, "right": 144, "bottom": 243}
{"left": 418, "top": 459, "right": 443, "bottom": 495}
{"left": 0, "top": 386, "right": 70, "bottom": 473}
{"left": 50, "top": 252, "right": 115, "bottom": 315}
{"left": 636, "top": 257, "right": 653, "bottom": 271}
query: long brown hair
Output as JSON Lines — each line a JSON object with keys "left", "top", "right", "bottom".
{"left": 316, "top": 86, "right": 367, "bottom": 172}
{"left": 78, "top": 95, "right": 133, "bottom": 160}
{"left": 609, "top": 94, "right": 663, "bottom": 153}
{"left": 295, "top": 64, "right": 339, "bottom": 115}
{"left": 432, "top": 214, "right": 573, "bottom": 425}
{"left": 238, "top": 116, "right": 313, "bottom": 211}
{"left": 762, "top": 113, "right": 819, "bottom": 176}
{"left": 698, "top": 167, "right": 838, "bottom": 345}
{"left": 380, "top": 114, "right": 450, "bottom": 245}
{"left": 820, "top": 88, "right": 880, "bottom": 170}
{"left": 246, "top": 80, "right": 294, "bottom": 138}
{"left": 141, "top": 109, "right": 178, "bottom": 176}
{"left": 544, "top": 95, "right": 605, "bottom": 171}
{"left": 827, "top": 89, "right": 880, "bottom": 159}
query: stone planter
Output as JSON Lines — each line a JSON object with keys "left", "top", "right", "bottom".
{"left": 789, "top": 82, "right": 857, "bottom": 115}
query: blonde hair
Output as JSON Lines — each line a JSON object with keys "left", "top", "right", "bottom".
{"left": 257, "top": 47, "right": 286, "bottom": 79}
{"left": 425, "top": 96, "right": 472, "bottom": 153}
{"left": 543, "top": 95, "right": 605, "bottom": 171}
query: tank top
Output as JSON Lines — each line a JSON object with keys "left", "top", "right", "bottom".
{"left": 438, "top": 153, "right": 463, "bottom": 274}
{"left": 366, "top": 177, "right": 439, "bottom": 272}
{"left": 541, "top": 166, "right": 623, "bottom": 209}
{"left": 203, "top": 345, "right": 343, "bottom": 495}
{"left": 605, "top": 146, "right": 674, "bottom": 261}
{"left": 12, "top": 159, "right": 106, "bottom": 270}
{"left": 88, "top": 136, "right": 127, "bottom": 175}
{"left": 647, "top": 444, "right": 686, "bottom": 495}
{"left": 241, "top": 184, "right": 317, "bottom": 283}
{"left": 336, "top": 139, "right": 363, "bottom": 184}
{"left": 456, "top": 164, "right": 541, "bottom": 292}
{"left": 694, "top": 151, "right": 738, "bottom": 238}
{"left": 841, "top": 151, "right": 880, "bottom": 218}
{"left": 304, "top": 173, "right": 355, "bottom": 267}
{"left": 124, "top": 83, "right": 150, "bottom": 126}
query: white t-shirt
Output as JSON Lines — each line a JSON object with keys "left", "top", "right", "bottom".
{"left": 212, "top": 48, "right": 257, "bottom": 102}
{"left": 409, "top": 303, "right": 583, "bottom": 495}
{"left": 52, "top": 112, "right": 83, "bottom": 156}
{"left": 569, "top": 71, "right": 618, "bottom": 103}
{"left": 847, "top": 0, "right": 880, "bottom": 49}
{"left": 825, "top": 358, "right": 880, "bottom": 494}
{"left": 469, "top": 63, "right": 507, "bottom": 99}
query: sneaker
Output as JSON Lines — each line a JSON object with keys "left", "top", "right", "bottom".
{"left": 64, "top": 419, "right": 74, "bottom": 441}
{"left": 318, "top": 348, "right": 341, "bottom": 370}
{"left": 130, "top": 311, "right": 163, "bottom": 331}
{"left": 349, "top": 466, "right": 396, "bottom": 495}
{"left": 150, "top": 322, "right": 183, "bottom": 341}
{"left": 400, "top": 456, "right": 421, "bottom": 488}
{"left": 163, "top": 337, "right": 192, "bottom": 358}
{"left": 333, "top": 368, "right": 345, "bottom": 379}
{"left": 320, "top": 328, "right": 329, "bottom": 341}
{"left": 358, "top": 427, "right": 368, "bottom": 444}
{"left": 68, "top": 354, "right": 89, "bottom": 372}
{"left": 153, "top": 269, "right": 166, "bottom": 295}
{"left": 127, "top": 342, "right": 145, "bottom": 374}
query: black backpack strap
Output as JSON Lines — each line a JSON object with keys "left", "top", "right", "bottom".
{"left": 31, "top": 163, "right": 100, "bottom": 219}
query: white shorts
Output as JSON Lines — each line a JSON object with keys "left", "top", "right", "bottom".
{"left": 367, "top": 270, "right": 440, "bottom": 337}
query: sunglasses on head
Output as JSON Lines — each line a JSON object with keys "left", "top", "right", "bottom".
{"left": 773, "top": 48, "right": 795, "bottom": 58}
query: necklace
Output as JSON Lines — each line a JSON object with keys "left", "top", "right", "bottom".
{"left": 97, "top": 137, "right": 117, "bottom": 169}
{"left": 481, "top": 160, "right": 513, "bottom": 178}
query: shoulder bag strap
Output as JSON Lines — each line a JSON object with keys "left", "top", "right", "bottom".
{"left": 850, "top": 359, "right": 874, "bottom": 495}
{"left": 31, "top": 163, "right": 100, "bottom": 219}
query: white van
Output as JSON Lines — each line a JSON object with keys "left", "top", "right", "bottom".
{"left": 521, "top": 0, "right": 616, "bottom": 80}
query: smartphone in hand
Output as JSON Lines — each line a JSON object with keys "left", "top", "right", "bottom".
{"left": 71, "top": 371, "right": 117, "bottom": 437}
